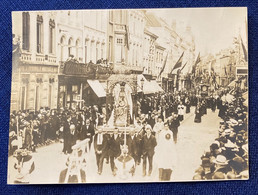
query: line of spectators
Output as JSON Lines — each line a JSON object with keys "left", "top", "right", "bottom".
{"left": 8, "top": 105, "right": 104, "bottom": 155}
{"left": 193, "top": 91, "right": 248, "bottom": 180}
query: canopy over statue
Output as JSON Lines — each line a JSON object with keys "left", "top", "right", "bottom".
{"left": 106, "top": 74, "right": 138, "bottom": 128}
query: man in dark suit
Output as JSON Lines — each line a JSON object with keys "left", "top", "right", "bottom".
{"left": 108, "top": 127, "right": 122, "bottom": 176}
{"left": 94, "top": 127, "right": 108, "bottom": 175}
{"left": 49, "top": 110, "right": 60, "bottom": 140}
{"left": 62, "top": 116, "right": 72, "bottom": 154}
{"left": 147, "top": 113, "right": 156, "bottom": 129}
{"left": 82, "top": 119, "right": 95, "bottom": 150}
{"left": 67, "top": 124, "right": 78, "bottom": 154}
{"left": 169, "top": 113, "right": 180, "bottom": 144}
{"left": 142, "top": 125, "right": 157, "bottom": 177}
{"left": 126, "top": 128, "right": 141, "bottom": 165}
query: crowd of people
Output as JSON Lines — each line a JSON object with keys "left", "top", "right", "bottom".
{"left": 8, "top": 105, "right": 103, "bottom": 155}
{"left": 8, "top": 88, "right": 248, "bottom": 183}
{"left": 193, "top": 90, "right": 248, "bottom": 180}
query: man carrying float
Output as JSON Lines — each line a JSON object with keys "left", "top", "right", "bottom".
{"left": 97, "top": 75, "right": 139, "bottom": 179}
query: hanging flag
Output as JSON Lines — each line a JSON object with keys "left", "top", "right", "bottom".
{"left": 192, "top": 52, "right": 201, "bottom": 74}
{"left": 125, "top": 25, "right": 130, "bottom": 50}
{"left": 241, "top": 37, "right": 248, "bottom": 62}
{"left": 180, "top": 62, "right": 187, "bottom": 71}
{"left": 171, "top": 52, "right": 184, "bottom": 73}
{"left": 158, "top": 53, "right": 168, "bottom": 77}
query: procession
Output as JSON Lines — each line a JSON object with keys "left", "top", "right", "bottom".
{"left": 8, "top": 8, "right": 248, "bottom": 184}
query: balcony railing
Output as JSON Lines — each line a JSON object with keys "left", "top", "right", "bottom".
{"left": 20, "top": 52, "right": 32, "bottom": 62}
{"left": 36, "top": 53, "right": 45, "bottom": 62}
{"left": 48, "top": 55, "right": 57, "bottom": 63}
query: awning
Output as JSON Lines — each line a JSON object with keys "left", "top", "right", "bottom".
{"left": 137, "top": 74, "right": 164, "bottom": 94}
{"left": 87, "top": 80, "right": 106, "bottom": 98}
{"left": 149, "top": 80, "right": 164, "bottom": 93}
{"left": 100, "top": 81, "right": 107, "bottom": 91}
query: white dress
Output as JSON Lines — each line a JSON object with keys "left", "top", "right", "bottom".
{"left": 156, "top": 131, "right": 177, "bottom": 170}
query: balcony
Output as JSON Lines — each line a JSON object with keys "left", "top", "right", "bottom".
{"left": 20, "top": 52, "right": 32, "bottom": 62}
{"left": 36, "top": 54, "right": 57, "bottom": 64}
{"left": 48, "top": 55, "right": 57, "bottom": 63}
{"left": 36, "top": 53, "right": 45, "bottom": 62}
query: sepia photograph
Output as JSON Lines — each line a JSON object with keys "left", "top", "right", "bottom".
{"left": 8, "top": 7, "right": 248, "bottom": 184}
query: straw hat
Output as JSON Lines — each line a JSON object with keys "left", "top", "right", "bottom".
{"left": 213, "top": 155, "right": 228, "bottom": 165}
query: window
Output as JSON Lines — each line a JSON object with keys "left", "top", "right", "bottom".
{"left": 101, "top": 44, "right": 104, "bottom": 59}
{"left": 116, "top": 38, "right": 123, "bottom": 63}
{"left": 75, "top": 39, "right": 80, "bottom": 59}
{"left": 48, "top": 84, "right": 52, "bottom": 108}
{"left": 60, "top": 36, "right": 65, "bottom": 62}
{"left": 22, "top": 12, "right": 30, "bottom": 50}
{"left": 21, "top": 86, "right": 27, "bottom": 110}
{"left": 35, "top": 85, "right": 40, "bottom": 111}
{"left": 68, "top": 38, "right": 73, "bottom": 57}
{"left": 49, "top": 19, "right": 55, "bottom": 54}
{"left": 36, "top": 15, "right": 43, "bottom": 53}
{"left": 117, "top": 38, "right": 123, "bottom": 44}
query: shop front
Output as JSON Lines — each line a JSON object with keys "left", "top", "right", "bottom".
{"left": 58, "top": 60, "right": 106, "bottom": 109}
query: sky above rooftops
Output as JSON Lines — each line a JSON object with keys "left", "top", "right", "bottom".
{"left": 148, "top": 7, "right": 247, "bottom": 56}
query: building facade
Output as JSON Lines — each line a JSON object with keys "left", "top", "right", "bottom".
{"left": 56, "top": 10, "right": 108, "bottom": 109}
{"left": 11, "top": 11, "right": 59, "bottom": 112}
{"left": 142, "top": 28, "right": 158, "bottom": 77}
{"left": 107, "top": 10, "right": 145, "bottom": 74}
{"left": 11, "top": 9, "right": 199, "bottom": 112}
